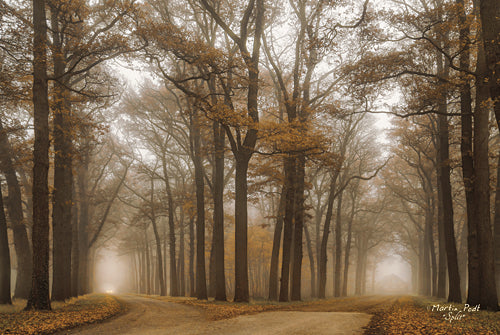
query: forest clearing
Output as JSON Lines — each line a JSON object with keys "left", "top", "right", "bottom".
{"left": 1, "top": 0, "right": 500, "bottom": 334}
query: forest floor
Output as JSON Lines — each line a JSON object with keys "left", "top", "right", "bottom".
{"left": 0, "top": 294, "right": 498, "bottom": 334}
{"left": 152, "top": 294, "right": 500, "bottom": 334}
{"left": 0, "top": 294, "right": 123, "bottom": 334}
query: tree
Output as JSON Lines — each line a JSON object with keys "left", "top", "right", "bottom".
{"left": 0, "top": 180, "right": 11, "bottom": 304}
{"left": 0, "top": 119, "right": 32, "bottom": 299}
{"left": 198, "top": 0, "right": 265, "bottom": 302}
{"left": 26, "top": 0, "right": 51, "bottom": 311}
{"left": 479, "top": 0, "right": 500, "bottom": 299}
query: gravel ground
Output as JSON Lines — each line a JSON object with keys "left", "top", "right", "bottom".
{"left": 58, "top": 295, "right": 372, "bottom": 335}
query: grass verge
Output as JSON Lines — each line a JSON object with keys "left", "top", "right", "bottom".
{"left": 364, "top": 296, "right": 500, "bottom": 335}
{"left": 0, "top": 294, "right": 124, "bottom": 335}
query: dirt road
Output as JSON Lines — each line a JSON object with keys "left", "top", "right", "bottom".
{"left": 58, "top": 295, "right": 372, "bottom": 335}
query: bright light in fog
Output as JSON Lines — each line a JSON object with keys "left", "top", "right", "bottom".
{"left": 375, "top": 254, "right": 411, "bottom": 293}
{"left": 376, "top": 255, "right": 410, "bottom": 280}
{"left": 95, "top": 248, "right": 129, "bottom": 294}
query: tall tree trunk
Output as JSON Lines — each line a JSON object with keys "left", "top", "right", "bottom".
{"left": 50, "top": 8, "right": 73, "bottom": 301}
{"left": 291, "top": 154, "right": 305, "bottom": 301}
{"left": 213, "top": 121, "right": 226, "bottom": 301}
{"left": 151, "top": 247, "right": 157, "bottom": 294}
{"left": 334, "top": 191, "right": 343, "bottom": 297}
{"left": 437, "top": 107, "right": 462, "bottom": 303}
{"left": 87, "top": 248, "right": 96, "bottom": 293}
{"left": 304, "top": 222, "right": 316, "bottom": 298}
{"left": 71, "top": 179, "right": 79, "bottom": 297}
{"left": 417, "top": 232, "right": 424, "bottom": 295}
{"left": 422, "top": 208, "right": 432, "bottom": 296}
{"left": 361, "top": 248, "right": 368, "bottom": 295}
{"left": 458, "top": 220, "right": 468, "bottom": 300}
{"left": 279, "top": 156, "right": 296, "bottom": 302}
{"left": 209, "top": 235, "right": 216, "bottom": 297}
{"left": 355, "top": 234, "right": 366, "bottom": 295}
{"left": 132, "top": 252, "right": 138, "bottom": 293}
{"left": 150, "top": 180, "right": 166, "bottom": 296}
{"left": 428, "top": 215, "right": 437, "bottom": 297}
{"left": 162, "top": 161, "right": 178, "bottom": 297}
{"left": 77, "top": 156, "right": 90, "bottom": 295}
{"left": 314, "top": 197, "right": 322, "bottom": 297}
{"left": 495, "top": 154, "right": 500, "bottom": 300}
{"left": 472, "top": 45, "right": 498, "bottom": 310}
{"left": 234, "top": 152, "right": 252, "bottom": 302}
{"left": 479, "top": 0, "right": 500, "bottom": 134}
{"left": 163, "top": 225, "right": 168, "bottom": 294}
{"left": 18, "top": 170, "right": 33, "bottom": 226}
{"left": 192, "top": 110, "right": 207, "bottom": 300}
{"left": 0, "top": 182, "right": 11, "bottom": 304}
{"left": 269, "top": 186, "right": 285, "bottom": 300}
{"left": 342, "top": 197, "right": 356, "bottom": 297}
{"left": 435, "top": 173, "right": 447, "bottom": 299}
{"left": 477, "top": 6, "right": 500, "bottom": 297}
{"left": 26, "top": 0, "right": 51, "bottom": 310}
{"left": 207, "top": 0, "right": 263, "bottom": 303}
{"left": 144, "top": 229, "right": 151, "bottom": 295}
{"left": 455, "top": 0, "right": 478, "bottom": 306}
{"left": 188, "top": 215, "right": 195, "bottom": 297}
{"left": 140, "top": 244, "right": 146, "bottom": 294}
{"left": 318, "top": 176, "right": 338, "bottom": 298}
{"left": 0, "top": 120, "right": 32, "bottom": 299}
{"left": 178, "top": 218, "right": 185, "bottom": 296}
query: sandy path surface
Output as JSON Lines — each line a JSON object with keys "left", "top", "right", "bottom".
{"left": 58, "top": 295, "right": 372, "bottom": 335}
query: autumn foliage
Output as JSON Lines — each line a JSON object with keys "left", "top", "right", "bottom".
{"left": 0, "top": 294, "right": 122, "bottom": 334}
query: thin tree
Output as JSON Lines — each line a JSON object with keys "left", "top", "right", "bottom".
{"left": 0, "top": 180, "right": 11, "bottom": 304}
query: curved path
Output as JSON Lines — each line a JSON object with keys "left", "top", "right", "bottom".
{"left": 58, "top": 295, "right": 371, "bottom": 335}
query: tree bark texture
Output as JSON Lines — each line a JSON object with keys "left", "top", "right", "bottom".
{"left": 213, "top": 121, "right": 226, "bottom": 301}
{"left": 50, "top": 7, "right": 73, "bottom": 301}
{"left": 279, "top": 156, "right": 295, "bottom": 302}
{"left": 291, "top": 154, "right": 305, "bottom": 301}
{"left": 192, "top": 110, "right": 207, "bottom": 300}
{"left": 71, "top": 180, "right": 79, "bottom": 297}
{"left": 150, "top": 180, "right": 166, "bottom": 296}
{"left": 435, "top": 171, "right": 447, "bottom": 299}
{"left": 234, "top": 153, "right": 251, "bottom": 302}
{"left": 318, "top": 176, "right": 337, "bottom": 298}
{"left": 437, "top": 111, "right": 462, "bottom": 303}
{"left": 304, "top": 222, "right": 316, "bottom": 298}
{"left": 27, "top": 0, "right": 51, "bottom": 310}
{"left": 77, "top": 155, "right": 90, "bottom": 295}
{"left": 479, "top": 0, "right": 500, "bottom": 134}
{"left": 162, "top": 161, "right": 178, "bottom": 297}
{"left": 471, "top": 46, "right": 498, "bottom": 310}
{"left": 188, "top": 215, "right": 195, "bottom": 297}
{"left": 495, "top": 154, "right": 500, "bottom": 300}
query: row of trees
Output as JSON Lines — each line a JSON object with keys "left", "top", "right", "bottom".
{"left": 361, "top": 0, "right": 499, "bottom": 310}
{"left": 0, "top": 0, "right": 140, "bottom": 308}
